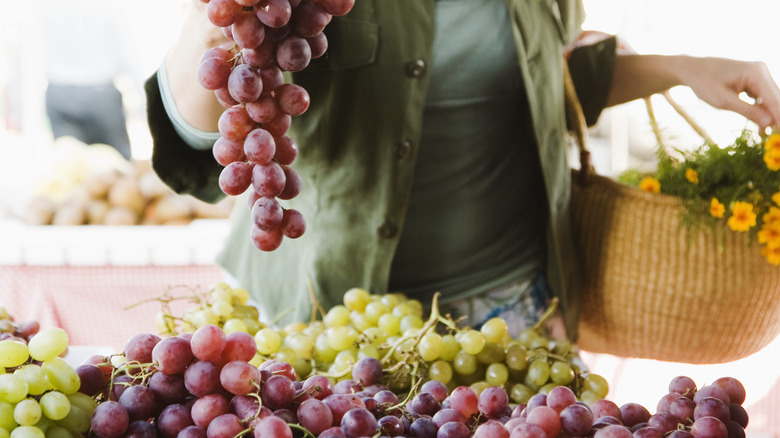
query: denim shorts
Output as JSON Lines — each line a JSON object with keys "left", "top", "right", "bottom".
{"left": 439, "top": 272, "right": 567, "bottom": 340}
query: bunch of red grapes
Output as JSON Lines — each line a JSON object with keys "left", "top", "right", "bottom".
{"left": 197, "top": 0, "right": 355, "bottom": 251}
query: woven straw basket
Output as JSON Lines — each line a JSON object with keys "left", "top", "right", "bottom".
{"left": 562, "top": 62, "right": 780, "bottom": 364}
{"left": 571, "top": 173, "right": 780, "bottom": 363}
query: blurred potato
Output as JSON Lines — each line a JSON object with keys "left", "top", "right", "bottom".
{"left": 26, "top": 158, "right": 231, "bottom": 225}
{"left": 51, "top": 200, "right": 87, "bottom": 226}
{"left": 83, "top": 169, "right": 122, "bottom": 200}
{"left": 25, "top": 196, "right": 58, "bottom": 225}
{"left": 108, "top": 177, "right": 146, "bottom": 216}
{"left": 85, "top": 199, "right": 111, "bottom": 224}
{"left": 158, "top": 195, "right": 194, "bottom": 222}
{"left": 137, "top": 169, "right": 173, "bottom": 200}
{"left": 103, "top": 206, "right": 139, "bottom": 225}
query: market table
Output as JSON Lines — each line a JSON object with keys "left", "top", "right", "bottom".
{"left": 1, "top": 217, "right": 778, "bottom": 436}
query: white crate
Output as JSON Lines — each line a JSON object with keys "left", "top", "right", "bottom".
{"left": 0, "top": 218, "right": 231, "bottom": 266}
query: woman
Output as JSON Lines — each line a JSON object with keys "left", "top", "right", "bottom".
{"left": 146, "top": 0, "right": 780, "bottom": 339}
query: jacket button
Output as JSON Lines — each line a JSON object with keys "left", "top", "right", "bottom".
{"left": 405, "top": 59, "right": 426, "bottom": 78}
{"left": 377, "top": 221, "right": 398, "bottom": 238}
{"left": 396, "top": 140, "right": 412, "bottom": 159}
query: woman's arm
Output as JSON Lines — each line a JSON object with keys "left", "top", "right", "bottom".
{"left": 164, "top": 0, "right": 229, "bottom": 132}
{"left": 606, "top": 54, "right": 780, "bottom": 131}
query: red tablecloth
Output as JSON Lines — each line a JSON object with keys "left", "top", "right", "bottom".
{"left": 0, "top": 264, "right": 225, "bottom": 351}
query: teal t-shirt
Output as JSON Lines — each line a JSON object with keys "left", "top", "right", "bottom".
{"left": 389, "top": 0, "right": 546, "bottom": 304}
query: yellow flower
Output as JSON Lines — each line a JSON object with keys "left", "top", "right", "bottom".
{"left": 762, "top": 245, "right": 780, "bottom": 265}
{"left": 685, "top": 168, "right": 698, "bottom": 184}
{"left": 773, "top": 189, "right": 780, "bottom": 206}
{"left": 639, "top": 177, "right": 661, "bottom": 193}
{"left": 764, "top": 206, "right": 780, "bottom": 225}
{"left": 727, "top": 201, "right": 757, "bottom": 232}
{"left": 710, "top": 198, "right": 725, "bottom": 218}
{"left": 764, "top": 149, "right": 780, "bottom": 171}
{"left": 764, "top": 133, "right": 780, "bottom": 153}
{"left": 758, "top": 221, "right": 780, "bottom": 247}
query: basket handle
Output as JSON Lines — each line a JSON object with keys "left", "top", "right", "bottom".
{"left": 563, "top": 61, "right": 593, "bottom": 186}
{"left": 659, "top": 91, "right": 716, "bottom": 146}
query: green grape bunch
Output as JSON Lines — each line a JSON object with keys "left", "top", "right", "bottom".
{"left": 147, "top": 283, "right": 609, "bottom": 407}
{"left": 0, "top": 325, "right": 96, "bottom": 438}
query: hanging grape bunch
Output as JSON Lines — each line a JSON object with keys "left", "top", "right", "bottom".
{"left": 198, "top": 0, "right": 355, "bottom": 251}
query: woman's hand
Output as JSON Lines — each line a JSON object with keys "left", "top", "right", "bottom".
{"left": 680, "top": 57, "right": 780, "bottom": 133}
{"left": 164, "top": 0, "right": 231, "bottom": 132}
{"left": 607, "top": 53, "right": 780, "bottom": 133}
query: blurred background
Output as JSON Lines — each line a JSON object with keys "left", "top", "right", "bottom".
{"left": 1, "top": 0, "right": 779, "bottom": 435}
{"left": 1, "top": 0, "right": 187, "bottom": 219}
{"left": 1, "top": 0, "right": 779, "bottom": 218}
{"left": 1, "top": 0, "right": 779, "bottom": 216}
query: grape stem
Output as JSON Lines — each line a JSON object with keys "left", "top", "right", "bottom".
{"left": 528, "top": 349, "right": 569, "bottom": 363}
{"left": 377, "top": 294, "right": 464, "bottom": 402}
{"left": 124, "top": 285, "right": 214, "bottom": 336}
{"left": 123, "top": 285, "right": 206, "bottom": 310}
{"left": 269, "top": 307, "right": 295, "bottom": 326}
{"left": 287, "top": 423, "right": 316, "bottom": 438}
{"left": 316, "top": 366, "right": 353, "bottom": 380}
{"left": 229, "top": 42, "right": 243, "bottom": 68}
{"left": 380, "top": 292, "right": 457, "bottom": 367}
{"left": 306, "top": 275, "right": 327, "bottom": 322}
{"left": 380, "top": 335, "right": 416, "bottom": 366}
{"left": 232, "top": 427, "right": 253, "bottom": 438}
{"left": 239, "top": 392, "right": 265, "bottom": 424}
{"left": 531, "top": 297, "right": 559, "bottom": 333}
{"left": 426, "top": 292, "right": 459, "bottom": 332}
{"left": 101, "top": 360, "right": 155, "bottom": 402}
{"left": 386, "top": 362, "right": 422, "bottom": 411}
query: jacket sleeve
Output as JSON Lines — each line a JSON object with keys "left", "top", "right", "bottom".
{"left": 566, "top": 35, "right": 617, "bottom": 127}
{"left": 145, "top": 72, "right": 225, "bottom": 203}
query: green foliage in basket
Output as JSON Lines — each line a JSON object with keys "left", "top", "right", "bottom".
{"left": 620, "top": 130, "right": 780, "bottom": 264}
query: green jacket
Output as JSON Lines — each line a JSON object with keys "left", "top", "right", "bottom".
{"left": 147, "top": 0, "right": 616, "bottom": 339}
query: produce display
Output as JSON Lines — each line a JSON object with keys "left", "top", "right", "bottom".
{"left": 198, "top": 0, "right": 355, "bottom": 251}
{"left": 24, "top": 158, "right": 233, "bottom": 226}
{"left": 153, "top": 284, "right": 604, "bottom": 405}
{"left": 0, "top": 283, "right": 751, "bottom": 438}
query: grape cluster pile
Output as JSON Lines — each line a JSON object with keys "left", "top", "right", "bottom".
{"left": 129, "top": 283, "right": 750, "bottom": 437}
{"left": 506, "top": 375, "right": 749, "bottom": 438}
{"left": 85, "top": 331, "right": 751, "bottom": 438}
{"left": 0, "top": 327, "right": 96, "bottom": 438}
{"left": 148, "top": 283, "right": 608, "bottom": 408}
{"left": 198, "top": 0, "right": 355, "bottom": 251}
